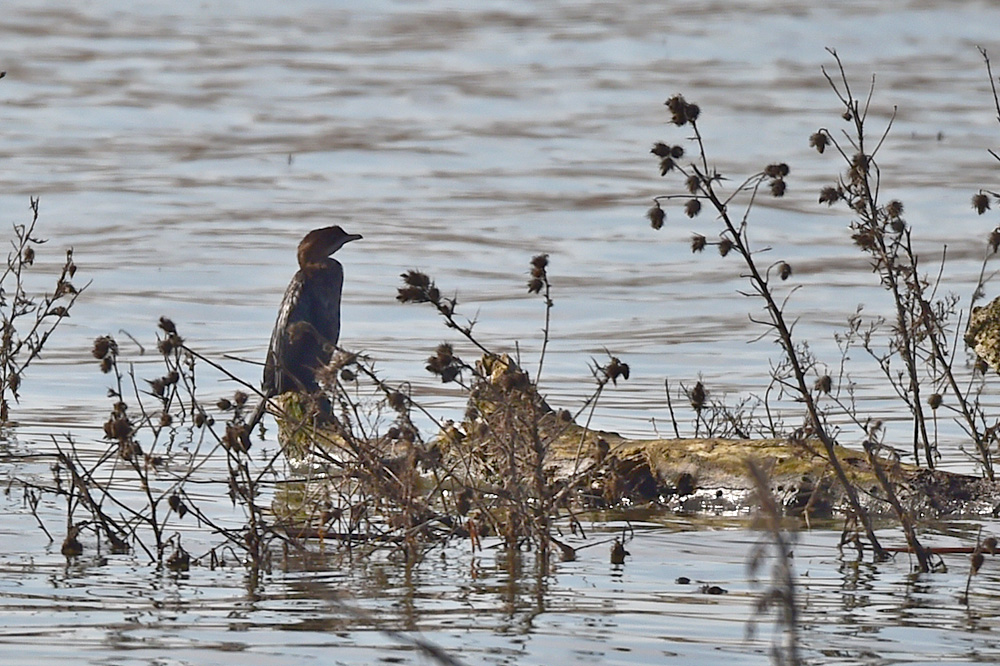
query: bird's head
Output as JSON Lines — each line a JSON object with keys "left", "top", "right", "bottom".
{"left": 297, "top": 226, "right": 363, "bottom": 268}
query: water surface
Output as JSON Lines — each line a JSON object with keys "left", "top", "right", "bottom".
{"left": 3, "top": 1, "right": 1000, "bottom": 664}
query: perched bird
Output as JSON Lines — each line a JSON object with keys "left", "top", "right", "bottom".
{"left": 263, "top": 226, "right": 362, "bottom": 395}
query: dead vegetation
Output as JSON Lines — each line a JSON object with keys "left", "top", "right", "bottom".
{"left": 2, "top": 53, "right": 1000, "bottom": 626}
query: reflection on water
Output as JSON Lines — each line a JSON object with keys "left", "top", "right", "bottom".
{"left": 3, "top": 0, "right": 1000, "bottom": 663}
{"left": 2, "top": 514, "right": 1000, "bottom": 665}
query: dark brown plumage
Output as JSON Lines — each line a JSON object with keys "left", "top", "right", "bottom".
{"left": 263, "top": 226, "right": 362, "bottom": 395}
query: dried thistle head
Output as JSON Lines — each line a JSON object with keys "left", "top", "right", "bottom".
{"left": 223, "top": 423, "right": 250, "bottom": 453}
{"left": 103, "top": 411, "right": 134, "bottom": 447}
{"left": 763, "top": 164, "right": 789, "bottom": 198}
{"left": 147, "top": 377, "right": 166, "bottom": 397}
{"left": 387, "top": 389, "right": 408, "bottom": 412}
{"left": 927, "top": 393, "right": 942, "bottom": 410}
{"left": 651, "top": 142, "right": 684, "bottom": 160}
{"left": 666, "top": 95, "right": 686, "bottom": 124}
{"left": 973, "top": 192, "right": 992, "bottom": 215}
{"left": 650, "top": 142, "right": 672, "bottom": 157}
{"left": 814, "top": 375, "right": 832, "bottom": 394}
{"left": 647, "top": 203, "right": 665, "bottom": 230}
{"left": 528, "top": 254, "right": 549, "bottom": 293}
{"left": 852, "top": 229, "right": 877, "bottom": 251}
{"left": 684, "top": 199, "right": 702, "bottom": 218}
{"left": 685, "top": 175, "right": 701, "bottom": 194}
{"left": 809, "top": 131, "right": 829, "bottom": 154}
{"left": 602, "top": 356, "right": 630, "bottom": 385}
{"left": 689, "top": 381, "right": 706, "bottom": 412}
{"left": 158, "top": 317, "right": 177, "bottom": 335}
{"left": 778, "top": 261, "right": 792, "bottom": 281}
{"left": 93, "top": 335, "right": 119, "bottom": 374}
{"left": 989, "top": 228, "right": 1000, "bottom": 253}
{"left": 91, "top": 335, "right": 118, "bottom": 362}
{"left": 665, "top": 94, "right": 699, "bottom": 126}
{"left": 659, "top": 157, "right": 675, "bottom": 176}
{"left": 691, "top": 234, "right": 707, "bottom": 253}
{"left": 763, "top": 163, "right": 790, "bottom": 179}
{"left": 818, "top": 186, "right": 842, "bottom": 205}
{"left": 886, "top": 200, "right": 904, "bottom": 219}
{"left": 850, "top": 152, "right": 870, "bottom": 181}
{"left": 718, "top": 238, "right": 733, "bottom": 257}
{"left": 426, "top": 342, "right": 462, "bottom": 383}
{"left": 168, "top": 493, "right": 187, "bottom": 518}
{"left": 400, "top": 269, "right": 431, "bottom": 290}
{"left": 397, "top": 270, "right": 440, "bottom": 304}
{"left": 157, "top": 331, "right": 183, "bottom": 356}
{"left": 65, "top": 249, "right": 76, "bottom": 278}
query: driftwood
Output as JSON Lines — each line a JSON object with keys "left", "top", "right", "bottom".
{"left": 267, "top": 349, "right": 1000, "bottom": 525}
{"left": 544, "top": 425, "right": 1000, "bottom": 518}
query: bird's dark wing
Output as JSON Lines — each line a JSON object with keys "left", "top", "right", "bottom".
{"left": 263, "top": 262, "right": 345, "bottom": 395}
{"left": 263, "top": 271, "right": 304, "bottom": 395}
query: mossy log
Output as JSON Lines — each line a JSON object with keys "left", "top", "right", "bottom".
{"left": 541, "top": 419, "right": 998, "bottom": 518}
{"left": 270, "top": 401, "right": 998, "bottom": 527}
{"left": 268, "top": 354, "right": 1000, "bottom": 522}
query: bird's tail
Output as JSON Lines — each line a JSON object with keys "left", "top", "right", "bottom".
{"left": 245, "top": 391, "right": 273, "bottom": 434}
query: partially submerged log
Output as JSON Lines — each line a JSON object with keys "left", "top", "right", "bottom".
{"left": 544, "top": 425, "right": 999, "bottom": 518}
{"left": 268, "top": 354, "right": 1000, "bottom": 525}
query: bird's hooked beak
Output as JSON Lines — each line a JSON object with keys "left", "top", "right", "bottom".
{"left": 331, "top": 232, "right": 362, "bottom": 255}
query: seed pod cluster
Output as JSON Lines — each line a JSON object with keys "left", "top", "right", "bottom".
{"left": 426, "top": 342, "right": 462, "bottom": 383}
{"left": 602, "top": 356, "right": 630, "bottom": 385}
{"left": 92, "top": 335, "right": 119, "bottom": 374}
{"left": 527, "top": 254, "right": 548, "bottom": 294}
{"left": 764, "top": 163, "right": 789, "bottom": 198}
{"left": 665, "top": 94, "right": 700, "bottom": 126}
{"left": 397, "top": 270, "right": 440, "bottom": 304}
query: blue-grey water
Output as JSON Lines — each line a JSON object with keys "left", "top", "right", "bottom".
{"left": 3, "top": 1, "right": 1000, "bottom": 664}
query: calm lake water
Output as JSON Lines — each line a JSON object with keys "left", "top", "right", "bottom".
{"left": 3, "top": 0, "right": 1000, "bottom": 664}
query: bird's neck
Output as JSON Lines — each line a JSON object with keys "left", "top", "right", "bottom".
{"left": 297, "top": 256, "right": 339, "bottom": 273}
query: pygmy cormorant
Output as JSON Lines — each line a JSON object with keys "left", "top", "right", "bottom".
{"left": 263, "top": 226, "right": 362, "bottom": 395}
